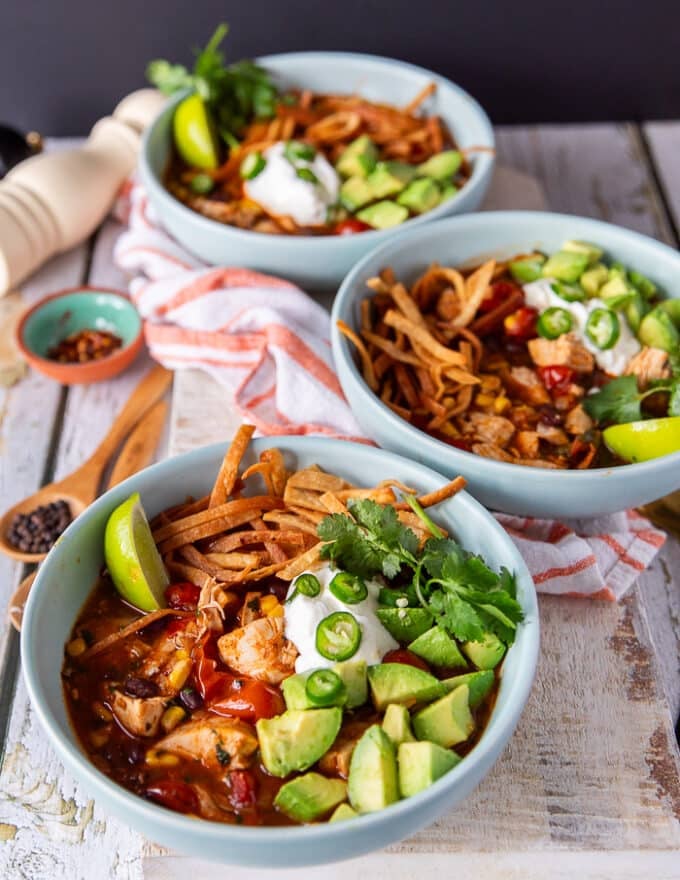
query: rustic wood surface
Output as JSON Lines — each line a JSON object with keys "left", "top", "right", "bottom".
{"left": 0, "top": 127, "right": 679, "bottom": 879}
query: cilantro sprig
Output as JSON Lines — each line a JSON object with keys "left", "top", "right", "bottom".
{"left": 318, "top": 498, "right": 523, "bottom": 646}
{"left": 583, "top": 366, "right": 680, "bottom": 426}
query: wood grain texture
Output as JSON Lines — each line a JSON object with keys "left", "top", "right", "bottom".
{"left": 644, "top": 122, "right": 680, "bottom": 231}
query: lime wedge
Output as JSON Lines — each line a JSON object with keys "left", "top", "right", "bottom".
{"left": 104, "top": 492, "right": 169, "bottom": 611}
{"left": 603, "top": 416, "right": 680, "bottom": 463}
{"left": 173, "top": 94, "right": 220, "bottom": 170}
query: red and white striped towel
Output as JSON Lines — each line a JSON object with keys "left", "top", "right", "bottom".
{"left": 113, "top": 181, "right": 666, "bottom": 600}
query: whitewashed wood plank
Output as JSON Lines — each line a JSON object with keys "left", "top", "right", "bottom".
{"left": 644, "top": 121, "right": 680, "bottom": 230}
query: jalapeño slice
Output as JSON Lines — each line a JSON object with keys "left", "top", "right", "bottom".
{"left": 329, "top": 571, "right": 368, "bottom": 605}
{"left": 287, "top": 572, "right": 321, "bottom": 603}
{"left": 240, "top": 151, "right": 266, "bottom": 180}
{"left": 316, "top": 612, "right": 361, "bottom": 661}
{"left": 305, "top": 669, "right": 346, "bottom": 706}
{"left": 585, "top": 308, "right": 620, "bottom": 350}
{"left": 284, "top": 140, "right": 316, "bottom": 163}
{"left": 536, "top": 306, "right": 573, "bottom": 339}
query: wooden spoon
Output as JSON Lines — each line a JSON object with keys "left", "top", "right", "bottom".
{"left": 0, "top": 365, "right": 171, "bottom": 564}
{"left": 8, "top": 396, "right": 169, "bottom": 630}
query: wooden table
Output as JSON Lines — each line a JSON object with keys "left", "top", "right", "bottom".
{"left": 1, "top": 124, "right": 680, "bottom": 879}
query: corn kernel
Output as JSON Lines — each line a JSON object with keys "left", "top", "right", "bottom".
{"left": 175, "top": 649, "right": 190, "bottom": 660}
{"left": 146, "top": 749, "right": 180, "bottom": 768}
{"left": 494, "top": 396, "right": 511, "bottom": 414}
{"left": 66, "top": 637, "right": 87, "bottom": 657}
{"left": 92, "top": 701, "right": 113, "bottom": 723}
{"left": 259, "top": 595, "right": 281, "bottom": 617}
{"left": 168, "top": 658, "right": 192, "bottom": 691}
{"left": 475, "top": 393, "right": 495, "bottom": 408}
{"left": 89, "top": 727, "right": 111, "bottom": 749}
{"left": 161, "top": 705, "right": 186, "bottom": 734}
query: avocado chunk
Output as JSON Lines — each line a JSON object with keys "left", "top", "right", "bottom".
{"left": 334, "top": 660, "right": 368, "bottom": 709}
{"left": 340, "top": 176, "right": 375, "bottom": 212}
{"left": 382, "top": 703, "right": 416, "bottom": 745}
{"left": 397, "top": 178, "right": 441, "bottom": 214}
{"left": 376, "top": 607, "right": 434, "bottom": 643}
{"left": 439, "top": 183, "right": 459, "bottom": 203}
{"left": 336, "top": 135, "right": 378, "bottom": 178}
{"left": 412, "top": 684, "right": 474, "bottom": 748}
{"left": 329, "top": 802, "right": 358, "bottom": 822}
{"left": 281, "top": 672, "right": 346, "bottom": 711}
{"left": 408, "top": 626, "right": 467, "bottom": 669}
{"left": 462, "top": 633, "right": 506, "bottom": 670}
{"left": 274, "top": 772, "right": 347, "bottom": 822}
{"left": 257, "top": 708, "right": 342, "bottom": 778}
{"left": 368, "top": 663, "right": 446, "bottom": 711}
{"left": 562, "top": 240, "right": 603, "bottom": 264}
{"left": 541, "top": 250, "right": 590, "bottom": 283}
{"left": 638, "top": 307, "right": 680, "bottom": 353}
{"left": 348, "top": 724, "right": 399, "bottom": 813}
{"left": 416, "top": 150, "right": 462, "bottom": 180}
{"left": 509, "top": 255, "right": 546, "bottom": 283}
{"left": 442, "top": 669, "right": 495, "bottom": 707}
{"left": 580, "top": 263, "right": 609, "bottom": 297}
{"left": 629, "top": 269, "right": 657, "bottom": 299}
{"left": 600, "top": 275, "right": 635, "bottom": 308}
{"left": 367, "top": 161, "right": 416, "bottom": 198}
{"left": 357, "top": 200, "right": 409, "bottom": 230}
{"left": 397, "top": 740, "right": 460, "bottom": 797}
{"left": 659, "top": 299, "right": 680, "bottom": 327}
{"left": 625, "top": 291, "right": 650, "bottom": 333}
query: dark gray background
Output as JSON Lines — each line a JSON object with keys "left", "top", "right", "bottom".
{"left": 3, "top": 0, "right": 679, "bottom": 135}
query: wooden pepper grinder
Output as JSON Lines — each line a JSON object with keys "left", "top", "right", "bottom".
{"left": 0, "top": 88, "right": 166, "bottom": 295}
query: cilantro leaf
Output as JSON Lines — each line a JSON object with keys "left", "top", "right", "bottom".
{"left": 582, "top": 376, "right": 642, "bottom": 424}
{"left": 428, "top": 591, "right": 486, "bottom": 644}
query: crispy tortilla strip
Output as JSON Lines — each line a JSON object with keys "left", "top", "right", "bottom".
{"left": 319, "top": 492, "right": 349, "bottom": 515}
{"left": 209, "top": 424, "right": 255, "bottom": 507}
{"left": 336, "top": 487, "right": 396, "bottom": 504}
{"left": 205, "top": 551, "right": 270, "bottom": 570}
{"left": 383, "top": 309, "right": 468, "bottom": 366}
{"left": 388, "top": 282, "right": 427, "bottom": 327}
{"left": 207, "top": 529, "right": 304, "bottom": 554}
{"left": 166, "top": 561, "right": 214, "bottom": 587}
{"left": 228, "top": 559, "right": 292, "bottom": 584}
{"left": 395, "top": 476, "right": 467, "bottom": 510}
{"left": 262, "top": 511, "right": 320, "bottom": 537}
{"left": 260, "top": 448, "right": 288, "bottom": 496}
{"left": 362, "top": 330, "right": 423, "bottom": 367}
{"left": 452, "top": 260, "right": 496, "bottom": 328}
{"left": 157, "top": 502, "right": 284, "bottom": 554}
{"left": 287, "top": 468, "right": 350, "bottom": 494}
{"left": 289, "top": 505, "right": 326, "bottom": 524}
{"left": 336, "top": 320, "right": 379, "bottom": 390}
{"left": 386, "top": 400, "right": 412, "bottom": 420}
{"left": 283, "top": 484, "right": 330, "bottom": 512}
{"left": 251, "top": 516, "right": 289, "bottom": 564}
{"left": 276, "top": 543, "right": 325, "bottom": 580}
{"left": 178, "top": 544, "right": 227, "bottom": 576}
{"left": 150, "top": 495, "right": 210, "bottom": 529}
{"left": 82, "top": 609, "right": 193, "bottom": 659}
{"left": 403, "top": 81, "right": 436, "bottom": 115}
{"left": 377, "top": 478, "right": 417, "bottom": 494}
{"left": 153, "top": 496, "right": 284, "bottom": 543}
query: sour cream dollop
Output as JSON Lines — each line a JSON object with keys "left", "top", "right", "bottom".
{"left": 523, "top": 278, "right": 641, "bottom": 375}
{"left": 284, "top": 563, "right": 398, "bottom": 673}
{"left": 244, "top": 141, "right": 340, "bottom": 227}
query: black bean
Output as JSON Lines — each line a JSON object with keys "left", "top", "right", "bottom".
{"left": 539, "top": 406, "right": 563, "bottom": 427}
{"left": 127, "top": 741, "right": 146, "bottom": 764}
{"left": 178, "top": 687, "right": 203, "bottom": 711}
{"left": 123, "top": 676, "right": 159, "bottom": 698}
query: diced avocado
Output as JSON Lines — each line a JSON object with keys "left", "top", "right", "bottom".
{"left": 608, "top": 262, "right": 628, "bottom": 281}
{"left": 416, "top": 150, "right": 462, "bottom": 180}
{"left": 412, "top": 684, "right": 474, "bottom": 748}
{"left": 629, "top": 269, "right": 657, "bottom": 299}
{"left": 562, "top": 240, "right": 603, "bottom": 264}
{"left": 408, "top": 626, "right": 467, "bottom": 669}
{"left": 625, "top": 291, "right": 650, "bottom": 333}
{"left": 462, "top": 633, "right": 506, "bottom": 670}
{"left": 542, "top": 250, "right": 590, "bottom": 283}
{"left": 382, "top": 703, "right": 416, "bottom": 745}
{"left": 600, "top": 275, "right": 635, "bottom": 309}
{"left": 357, "top": 200, "right": 409, "bottom": 230}
{"left": 509, "top": 256, "right": 546, "bottom": 284}
{"left": 580, "top": 263, "right": 609, "bottom": 297}
{"left": 659, "top": 299, "right": 680, "bottom": 326}
{"left": 397, "top": 740, "right": 460, "bottom": 798}
{"left": 638, "top": 307, "right": 680, "bottom": 353}
{"left": 442, "top": 670, "right": 495, "bottom": 708}
{"left": 397, "top": 178, "right": 440, "bottom": 214}
{"left": 439, "top": 183, "right": 458, "bottom": 202}
{"left": 329, "top": 802, "right": 358, "bottom": 823}
{"left": 281, "top": 672, "right": 346, "bottom": 711}
{"left": 550, "top": 280, "right": 586, "bottom": 302}
{"left": 348, "top": 724, "right": 399, "bottom": 813}
{"left": 257, "top": 708, "right": 342, "bottom": 778}
{"left": 376, "top": 607, "right": 434, "bottom": 643}
{"left": 368, "top": 663, "right": 446, "bottom": 711}
{"left": 339, "top": 176, "right": 374, "bottom": 212}
{"left": 274, "top": 772, "right": 347, "bottom": 822}
{"left": 334, "top": 660, "right": 368, "bottom": 709}
{"left": 336, "top": 135, "right": 378, "bottom": 178}
{"left": 366, "top": 161, "right": 416, "bottom": 198}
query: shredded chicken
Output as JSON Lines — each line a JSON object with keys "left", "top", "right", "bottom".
{"left": 471, "top": 443, "right": 514, "bottom": 462}
{"left": 239, "top": 592, "right": 263, "bottom": 627}
{"left": 536, "top": 422, "right": 569, "bottom": 446}
{"left": 514, "top": 430, "right": 540, "bottom": 459}
{"left": 503, "top": 366, "right": 551, "bottom": 406}
{"left": 217, "top": 616, "right": 298, "bottom": 684}
{"left": 527, "top": 334, "right": 595, "bottom": 373}
{"left": 624, "top": 346, "right": 671, "bottom": 389}
{"left": 318, "top": 720, "right": 371, "bottom": 779}
{"left": 154, "top": 713, "right": 258, "bottom": 770}
{"left": 467, "top": 412, "right": 516, "bottom": 448}
{"left": 198, "top": 579, "right": 235, "bottom": 634}
{"left": 109, "top": 691, "right": 167, "bottom": 738}
{"left": 564, "top": 404, "right": 594, "bottom": 436}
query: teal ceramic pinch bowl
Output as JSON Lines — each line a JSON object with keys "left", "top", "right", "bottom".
{"left": 22, "top": 437, "right": 538, "bottom": 867}
{"left": 140, "top": 52, "right": 495, "bottom": 290}
{"left": 16, "top": 287, "right": 143, "bottom": 384}
{"left": 332, "top": 211, "right": 680, "bottom": 518}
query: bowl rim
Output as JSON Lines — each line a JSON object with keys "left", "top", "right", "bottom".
{"left": 22, "top": 436, "right": 539, "bottom": 846}
{"left": 331, "top": 209, "right": 680, "bottom": 480}
{"left": 15, "top": 286, "right": 144, "bottom": 370}
{"left": 140, "top": 49, "right": 495, "bottom": 248}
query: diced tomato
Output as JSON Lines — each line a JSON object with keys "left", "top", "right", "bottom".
{"left": 209, "top": 679, "right": 285, "bottom": 722}
{"left": 193, "top": 635, "right": 230, "bottom": 700}
{"left": 333, "top": 218, "right": 372, "bottom": 235}
{"left": 382, "top": 648, "right": 431, "bottom": 672}
{"left": 228, "top": 769, "right": 258, "bottom": 809}
{"left": 503, "top": 306, "right": 538, "bottom": 340}
{"left": 478, "top": 280, "right": 523, "bottom": 314}
{"left": 538, "top": 365, "right": 575, "bottom": 393}
{"left": 166, "top": 617, "right": 190, "bottom": 637}
{"left": 165, "top": 582, "right": 201, "bottom": 611}
{"left": 145, "top": 780, "right": 199, "bottom": 814}
{"left": 448, "top": 438, "right": 472, "bottom": 452}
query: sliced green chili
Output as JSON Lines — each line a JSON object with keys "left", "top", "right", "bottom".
{"left": 240, "top": 151, "right": 266, "bottom": 180}
{"left": 296, "top": 167, "right": 319, "bottom": 185}
{"left": 585, "top": 308, "right": 620, "bottom": 350}
{"left": 551, "top": 281, "right": 586, "bottom": 302}
{"left": 284, "top": 140, "right": 316, "bottom": 163}
{"left": 305, "top": 669, "right": 346, "bottom": 706}
{"left": 536, "top": 307, "right": 573, "bottom": 339}
{"left": 329, "top": 572, "right": 367, "bottom": 605}
{"left": 316, "top": 612, "right": 361, "bottom": 661}
{"left": 287, "top": 572, "right": 321, "bottom": 603}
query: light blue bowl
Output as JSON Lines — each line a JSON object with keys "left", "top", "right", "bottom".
{"left": 332, "top": 211, "right": 680, "bottom": 518}
{"left": 22, "top": 437, "right": 537, "bottom": 867}
{"left": 140, "top": 52, "right": 495, "bottom": 290}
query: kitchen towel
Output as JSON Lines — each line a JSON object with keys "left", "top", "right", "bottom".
{"left": 113, "top": 181, "right": 666, "bottom": 600}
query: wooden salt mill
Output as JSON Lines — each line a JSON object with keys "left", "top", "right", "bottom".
{"left": 0, "top": 88, "right": 166, "bottom": 296}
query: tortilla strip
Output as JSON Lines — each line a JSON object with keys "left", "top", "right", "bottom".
{"left": 395, "top": 476, "right": 467, "bottom": 510}
{"left": 287, "top": 468, "right": 350, "bottom": 494}
{"left": 207, "top": 529, "right": 304, "bottom": 554}
{"left": 166, "top": 561, "right": 214, "bottom": 588}
{"left": 275, "top": 543, "right": 325, "bottom": 580}
{"left": 205, "top": 551, "right": 270, "bottom": 570}
{"left": 259, "top": 448, "right": 288, "bottom": 496}
{"left": 288, "top": 505, "right": 326, "bottom": 524}
{"left": 150, "top": 495, "right": 210, "bottom": 529}
{"left": 336, "top": 320, "right": 379, "bottom": 390}
{"left": 251, "top": 515, "right": 289, "bottom": 564}
{"left": 361, "top": 331, "right": 423, "bottom": 367}
{"left": 153, "top": 496, "right": 284, "bottom": 543}
{"left": 319, "top": 492, "right": 349, "bottom": 515}
{"left": 262, "top": 510, "right": 320, "bottom": 537}
{"left": 402, "top": 81, "right": 436, "bottom": 115}
{"left": 389, "top": 282, "right": 427, "bottom": 327}
{"left": 383, "top": 309, "right": 468, "bottom": 366}
{"left": 336, "top": 487, "right": 396, "bottom": 503}
{"left": 209, "top": 424, "right": 255, "bottom": 507}
{"left": 157, "top": 503, "right": 284, "bottom": 555}
{"left": 452, "top": 260, "right": 496, "bottom": 328}
{"left": 82, "top": 609, "right": 193, "bottom": 659}
{"left": 283, "top": 485, "right": 330, "bottom": 512}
